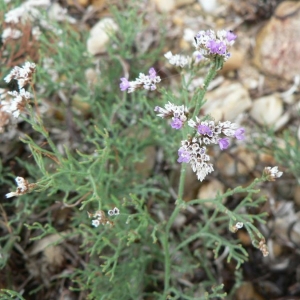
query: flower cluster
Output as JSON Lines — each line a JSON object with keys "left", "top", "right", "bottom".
{"left": 263, "top": 166, "right": 283, "bottom": 181}
{"left": 5, "top": 176, "right": 36, "bottom": 198}
{"left": 4, "top": 61, "right": 36, "bottom": 89}
{"left": 188, "top": 118, "right": 245, "bottom": 150}
{"left": 2, "top": 89, "right": 31, "bottom": 118}
{"left": 193, "top": 29, "right": 236, "bottom": 61}
{"left": 120, "top": 68, "right": 161, "bottom": 93}
{"left": 178, "top": 138, "right": 213, "bottom": 181}
{"left": 88, "top": 207, "right": 120, "bottom": 227}
{"left": 155, "top": 106, "right": 245, "bottom": 181}
{"left": 230, "top": 222, "right": 244, "bottom": 233}
{"left": 154, "top": 102, "right": 189, "bottom": 130}
{"left": 164, "top": 51, "right": 190, "bottom": 68}
{"left": 258, "top": 240, "right": 269, "bottom": 257}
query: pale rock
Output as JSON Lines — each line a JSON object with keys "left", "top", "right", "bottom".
{"left": 85, "top": 68, "right": 99, "bottom": 87}
{"left": 216, "top": 147, "right": 255, "bottom": 177}
{"left": 197, "top": 179, "right": 225, "bottom": 208}
{"left": 250, "top": 95, "right": 283, "bottom": 126}
{"left": 198, "top": 0, "right": 218, "bottom": 13}
{"left": 87, "top": 18, "right": 118, "bottom": 55}
{"left": 172, "top": 213, "right": 187, "bottom": 229}
{"left": 153, "top": 0, "right": 175, "bottom": 12}
{"left": 203, "top": 82, "right": 252, "bottom": 121}
{"left": 273, "top": 111, "right": 290, "bottom": 132}
{"left": 221, "top": 49, "right": 244, "bottom": 73}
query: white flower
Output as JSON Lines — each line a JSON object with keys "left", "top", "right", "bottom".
{"left": 2, "top": 28, "right": 23, "bottom": 41}
{"left": 113, "top": 207, "right": 120, "bottom": 215}
{"left": 236, "top": 222, "right": 243, "bottom": 229}
{"left": 5, "top": 192, "right": 18, "bottom": 198}
{"left": 264, "top": 166, "right": 283, "bottom": 181}
{"left": 108, "top": 210, "right": 114, "bottom": 216}
{"left": 92, "top": 219, "right": 100, "bottom": 227}
{"left": 164, "top": 51, "right": 190, "bottom": 68}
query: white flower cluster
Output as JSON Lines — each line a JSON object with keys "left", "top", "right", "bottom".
{"left": 176, "top": 118, "right": 245, "bottom": 181}
{"left": 2, "top": 28, "right": 23, "bottom": 42}
{"left": 2, "top": 1, "right": 76, "bottom": 42}
{"left": 2, "top": 89, "right": 31, "bottom": 118}
{"left": 179, "top": 138, "right": 214, "bottom": 181}
{"left": 154, "top": 102, "right": 188, "bottom": 120}
{"left": 88, "top": 208, "right": 120, "bottom": 228}
{"left": 129, "top": 73, "right": 161, "bottom": 93}
{"left": 164, "top": 51, "right": 190, "bottom": 68}
{"left": 108, "top": 207, "right": 120, "bottom": 216}
{"left": 120, "top": 68, "right": 161, "bottom": 93}
{"left": 188, "top": 118, "right": 239, "bottom": 145}
{"left": 263, "top": 166, "right": 283, "bottom": 181}
{"left": 6, "top": 176, "right": 35, "bottom": 198}
{"left": 4, "top": 61, "right": 36, "bottom": 89}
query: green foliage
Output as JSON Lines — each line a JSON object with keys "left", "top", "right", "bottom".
{"left": 0, "top": 1, "right": 281, "bottom": 300}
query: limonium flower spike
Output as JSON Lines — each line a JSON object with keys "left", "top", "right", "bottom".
{"left": 119, "top": 67, "right": 161, "bottom": 93}
{"left": 193, "top": 29, "right": 236, "bottom": 61}
{"left": 154, "top": 102, "right": 189, "bottom": 130}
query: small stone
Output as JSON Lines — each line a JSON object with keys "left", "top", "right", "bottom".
{"left": 85, "top": 68, "right": 99, "bottom": 88}
{"left": 203, "top": 82, "right": 252, "bottom": 121}
{"left": 221, "top": 50, "right": 244, "bottom": 73}
{"left": 250, "top": 94, "right": 283, "bottom": 126}
{"left": 198, "top": 0, "right": 218, "bottom": 13}
{"left": 87, "top": 18, "right": 118, "bottom": 55}
{"left": 153, "top": 0, "right": 175, "bottom": 12}
{"left": 197, "top": 179, "right": 225, "bottom": 208}
{"left": 172, "top": 213, "right": 187, "bottom": 229}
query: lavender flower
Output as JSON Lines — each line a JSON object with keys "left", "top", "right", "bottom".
{"left": 120, "top": 68, "right": 161, "bottom": 93}
{"left": 171, "top": 118, "right": 183, "bottom": 130}
{"left": 235, "top": 127, "right": 245, "bottom": 140}
{"left": 193, "top": 29, "right": 236, "bottom": 61}
{"left": 218, "top": 138, "right": 230, "bottom": 150}
{"left": 177, "top": 147, "right": 191, "bottom": 163}
{"left": 120, "top": 78, "right": 130, "bottom": 91}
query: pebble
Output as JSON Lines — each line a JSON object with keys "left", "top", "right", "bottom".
{"left": 87, "top": 18, "right": 118, "bottom": 55}
{"left": 250, "top": 94, "right": 283, "bottom": 126}
{"left": 153, "top": 0, "right": 175, "bottom": 12}
{"left": 203, "top": 82, "right": 252, "bottom": 121}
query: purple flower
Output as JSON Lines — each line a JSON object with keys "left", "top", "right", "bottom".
{"left": 171, "top": 118, "right": 183, "bottom": 130}
{"left": 148, "top": 68, "right": 157, "bottom": 80}
{"left": 218, "top": 138, "right": 230, "bottom": 150}
{"left": 216, "top": 41, "right": 226, "bottom": 55}
{"left": 197, "top": 124, "right": 212, "bottom": 136}
{"left": 235, "top": 127, "right": 245, "bottom": 140}
{"left": 207, "top": 40, "right": 219, "bottom": 53}
{"left": 177, "top": 147, "right": 190, "bottom": 163}
{"left": 120, "top": 78, "right": 130, "bottom": 91}
{"left": 226, "top": 31, "right": 237, "bottom": 42}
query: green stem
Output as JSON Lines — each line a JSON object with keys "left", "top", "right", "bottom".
{"left": 162, "top": 163, "right": 187, "bottom": 297}
{"left": 192, "top": 58, "right": 221, "bottom": 119}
